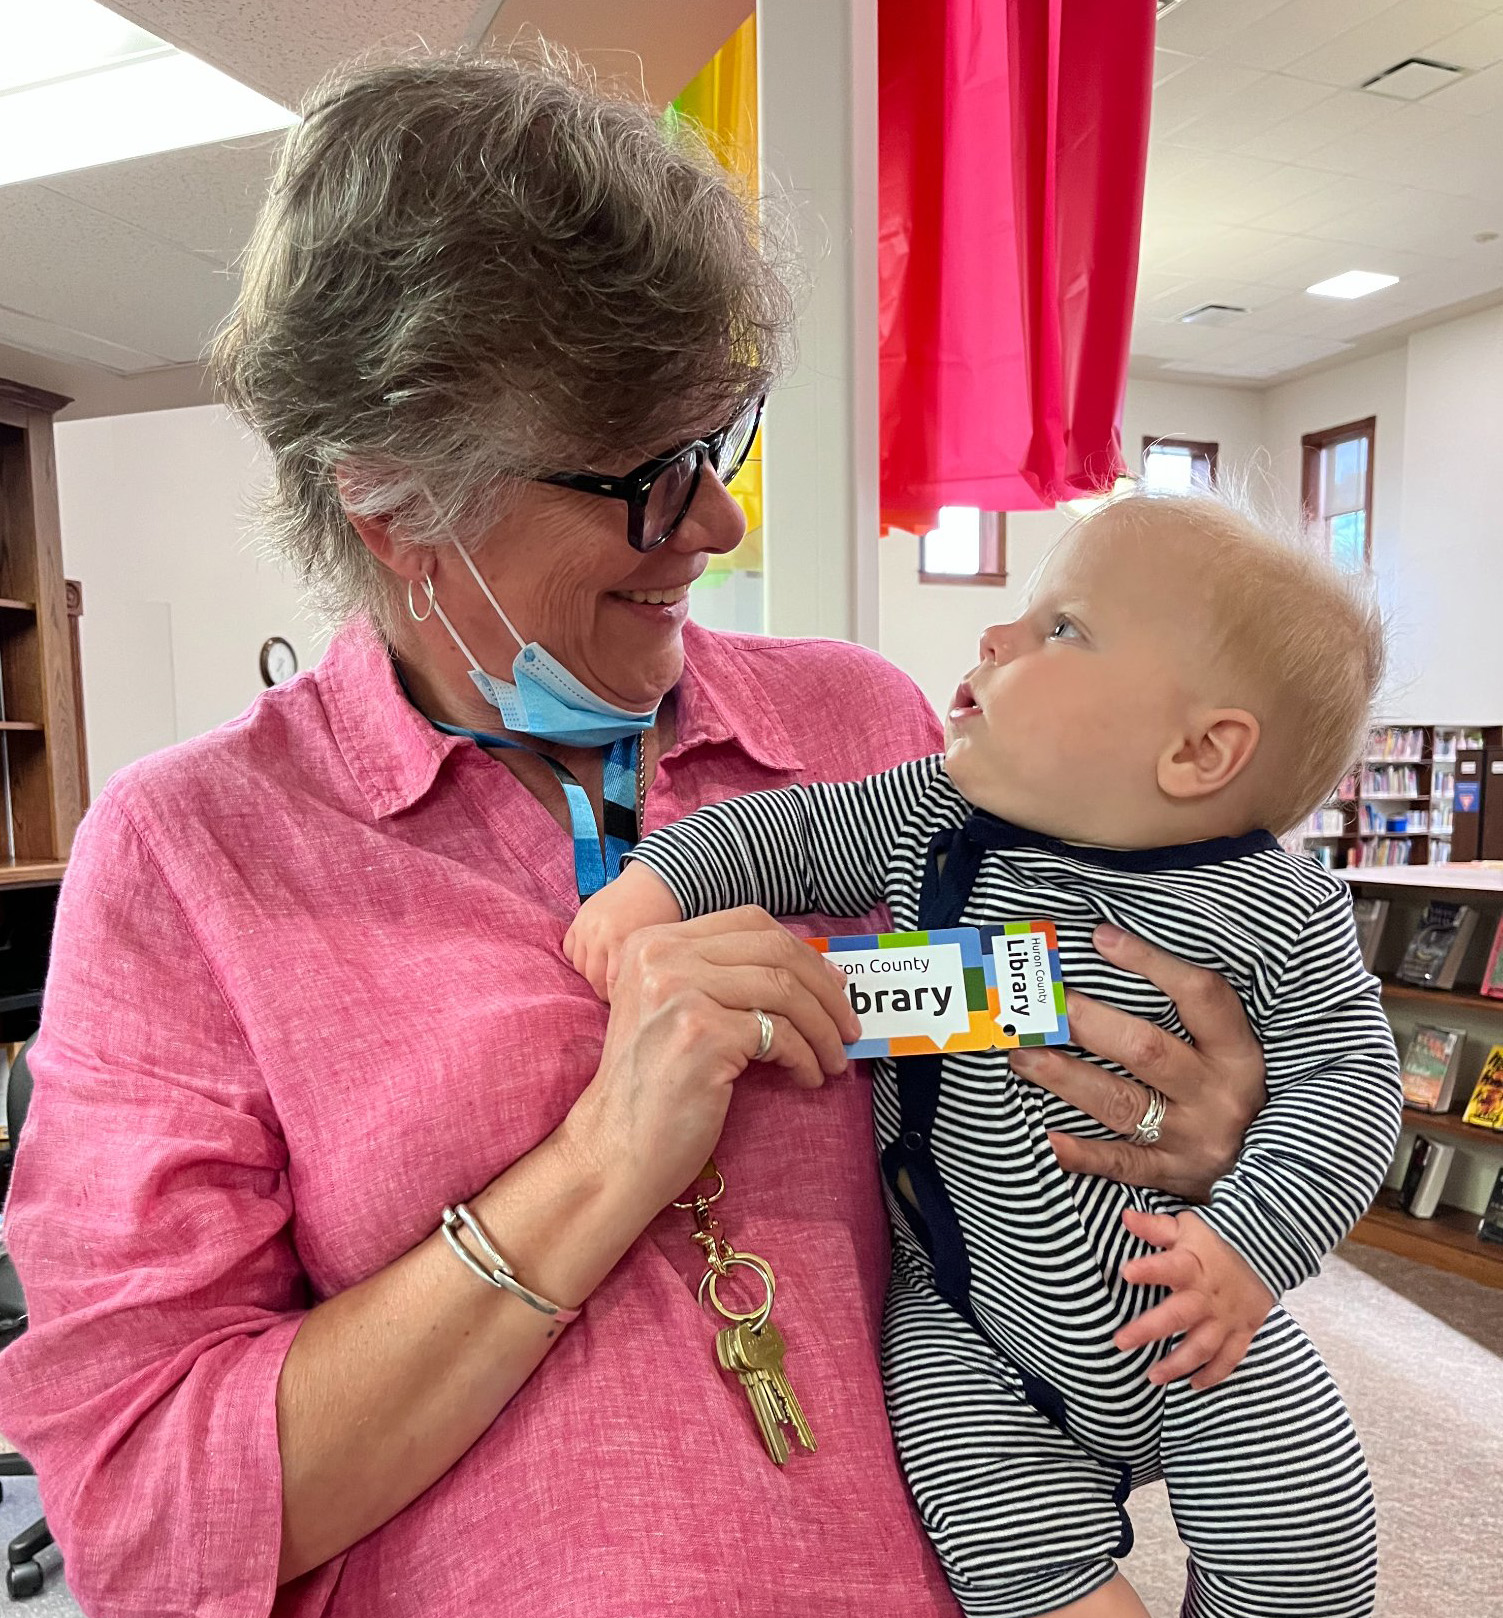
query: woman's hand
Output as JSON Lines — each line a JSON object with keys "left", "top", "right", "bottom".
{"left": 563, "top": 906, "right": 859, "bottom": 1216}
{"left": 1009, "top": 923, "right": 1266, "bottom": 1202}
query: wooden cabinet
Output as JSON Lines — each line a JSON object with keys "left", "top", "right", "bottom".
{"left": 0, "top": 379, "right": 83, "bottom": 870}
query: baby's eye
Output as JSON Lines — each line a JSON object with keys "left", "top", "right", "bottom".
{"left": 1047, "top": 615, "right": 1082, "bottom": 642}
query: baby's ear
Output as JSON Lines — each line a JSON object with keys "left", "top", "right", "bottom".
{"left": 1158, "top": 709, "right": 1261, "bottom": 802}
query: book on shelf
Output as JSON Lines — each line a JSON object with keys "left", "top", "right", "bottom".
{"left": 1352, "top": 896, "right": 1389, "bottom": 971}
{"left": 1399, "top": 1025, "right": 1467, "bottom": 1112}
{"left": 1479, "top": 1167, "right": 1503, "bottom": 1245}
{"left": 1483, "top": 917, "right": 1503, "bottom": 1001}
{"left": 1452, "top": 749, "right": 1485, "bottom": 864}
{"left": 1398, "top": 1136, "right": 1455, "bottom": 1219}
{"left": 1484, "top": 751, "right": 1503, "bottom": 862}
{"left": 1462, "top": 1045, "right": 1503, "bottom": 1132}
{"left": 1395, "top": 902, "right": 1479, "bottom": 990}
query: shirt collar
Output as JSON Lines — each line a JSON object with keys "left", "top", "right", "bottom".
{"left": 317, "top": 618, "right": 803, "bottom": 821}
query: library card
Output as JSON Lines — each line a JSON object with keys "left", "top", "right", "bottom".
{"left": 806, "top": 924, "right": 1069, "bottom": 1060}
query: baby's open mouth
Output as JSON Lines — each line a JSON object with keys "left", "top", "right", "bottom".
{"left": 949, "top": 679, "right": 982, "bottom": 722}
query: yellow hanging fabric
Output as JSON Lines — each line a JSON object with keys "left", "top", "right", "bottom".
{"left": 669, "top": 15, "right": 763, "bottom": 572}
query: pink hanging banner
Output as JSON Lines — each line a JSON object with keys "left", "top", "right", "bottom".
{"left": 879, "top": 0, "right": 1155, "bottom": 534}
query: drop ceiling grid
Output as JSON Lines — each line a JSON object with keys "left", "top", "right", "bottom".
{"left": 1137, "top": 0, "right": 1503, "bottom": 380}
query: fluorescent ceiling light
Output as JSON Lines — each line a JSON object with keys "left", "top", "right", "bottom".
{"left": 1306, "top": 271, "right": 1400, "bottom": 300}
{"left": 0, "top": 0, "right": 295, "bottom": 189}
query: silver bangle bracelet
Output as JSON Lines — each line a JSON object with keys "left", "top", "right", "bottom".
{"left": 440, "top": 1203, "right": 581, "bottom": 1324}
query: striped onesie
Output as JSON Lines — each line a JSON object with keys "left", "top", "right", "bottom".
{"left": 629, "top": 754, "right": 1402, "bottom": 1618}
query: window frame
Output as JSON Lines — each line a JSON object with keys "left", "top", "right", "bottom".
{"left": 1301, "top": 417, "right": 1375, "bottom": 569}
{"left": 918, "top": 510, "right": 1008, "bottom": 586}
{"left": 1140, "top": 436, "right": 1218, "bottom": 490}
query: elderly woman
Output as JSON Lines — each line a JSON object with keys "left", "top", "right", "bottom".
{"left": 0, "top": 50, "right": 1266, "bottom": 1618}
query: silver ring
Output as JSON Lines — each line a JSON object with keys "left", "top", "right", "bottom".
{"left": 1130, "top": 1085, "right": 1167, "bottom": 1146}
{"left": 751, "top": 1008, "right": 774, "bottom": 1062}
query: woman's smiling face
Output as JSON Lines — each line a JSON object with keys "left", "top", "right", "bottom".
{"left": 419, "top": 458, "right": 749, "bottom": 717}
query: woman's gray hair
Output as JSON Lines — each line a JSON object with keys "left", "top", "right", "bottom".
{"left": 211, "top": 44, "right": 797, "bottom": 634}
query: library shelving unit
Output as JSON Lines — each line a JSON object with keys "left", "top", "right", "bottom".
{"left": 0, "top": 378, "right": 87, "bottom": 1046}
{"left": 1338, "top": 863, "right": 1503, "bottom": 1287}
{"left": 1303, "top": 725, "right": 1502, "bottom": 871}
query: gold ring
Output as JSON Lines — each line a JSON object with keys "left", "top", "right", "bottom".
{"left": 698, "top": 1250, "right": 776, "bottom": 1329}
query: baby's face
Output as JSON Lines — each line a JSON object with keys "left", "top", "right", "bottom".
{"left": 944, "top": 515, "right": 1213, "bottom": 846}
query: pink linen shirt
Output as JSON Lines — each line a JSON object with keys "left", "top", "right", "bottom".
{"left": 0, "top": 620, "right": 962, "bottom": 1618}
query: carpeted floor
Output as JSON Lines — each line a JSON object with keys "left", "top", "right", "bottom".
{"left": 0, "top": 1243, "right": 1497, "bottom": 1614}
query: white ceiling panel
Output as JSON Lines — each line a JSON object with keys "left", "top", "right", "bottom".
{"left": 1212, "top": 0, "right": 1405, "bottom": 76}
{"left": 103, "top": 0, "right": 483, "bottom": 106}
{"left": 37, "top": 141, "right": 280, "bottom": 268}
{"left": 1285, "top": 0, "right": 1488, "bottom": 87}
{"left": 1134, "top": 0, "right": 1503, "bottom": 381}
{"left": 0, "top": 186, "right": 232, "bottom": 365}
{"left": 1235, "top": 88, "right": 1400, "bottom": 161}
{"left": 0, "top": 304, "right": 170, "bottom": 373}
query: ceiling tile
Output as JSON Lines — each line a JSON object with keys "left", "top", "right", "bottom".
{"left": 1416, "top": 56, "right": 1503, "bottom": 110}
{"left": 1155, "top": 48, "right": 1197, "bottom": 87}
{"left": 1154, "top": 0, "right": 1303, "bottom": 58}
{"left": 1235, "top": 87, "right": 1400, "bottom": 159}
{"left": 1149, "top": 60, "right": 1268, "bottom": 137}
{"left": 1167, "top": 74, "right": 1335, "bottom": 152}
{"left": 1284, "top": 0, "right": 1488, "bottom": 88}
{"left": 0, "top": 187, "right": 233, "bottom": 365}
{"left": 1210, "top": 0, "right": 1405, "bottom": 75}
{"left": 36, "top": 141, "right": 279, "bottom": 268}
{"left": 1248, "top": 174, "right": 1398, "bottom": 234}
{"left": 1425, "top": 9, "right": 1503, "bottom": 65}
{"left": 0, "top": 304, "right": 171, "bottom": 374}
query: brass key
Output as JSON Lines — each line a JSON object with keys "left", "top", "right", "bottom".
{"left": 736, "top": 1320, "right": 817, "bottom": 1456}
{"left": 716, "top": 1322, "right": 791, "bottom": 1464}
{"left": 738, "top": 1320, "right": 817, "bottom": 1456}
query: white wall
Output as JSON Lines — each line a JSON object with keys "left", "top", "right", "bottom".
{"left": 1261, "top": 347, "right": 1412, "bottom": 713}
{"left": 54, "top": 404, "right": 323, "bottom": 797}
{"left": 879, "top": 377, "right": 1267, "bottom": 714}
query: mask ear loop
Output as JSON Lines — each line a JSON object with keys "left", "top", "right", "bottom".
{"left": 417, "top": 486, "right": 529, "bottom": 659}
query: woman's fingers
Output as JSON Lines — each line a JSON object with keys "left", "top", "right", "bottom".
{"left": 1054, "top": 990, "right": 1192, "bottom": 1102}
{"left": 1092, "top": 924, "right": 1260, "bottom": 1065}
{"left": 741, "top": 1010, "right": 825, "bottom": 1090}
{"left": 1012, "top": 1044, "right": 1156, "bottom": 1134}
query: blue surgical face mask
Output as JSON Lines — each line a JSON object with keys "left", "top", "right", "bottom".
{"left": 420, "top": 545, "right": 660, "bottom": 748}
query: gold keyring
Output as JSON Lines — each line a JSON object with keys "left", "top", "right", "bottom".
{"left": 671, "top": 1167, "right": 726, "bottom": 1211}
{"left": 698, "top": 1251, "right": 776, "bottom": 1329}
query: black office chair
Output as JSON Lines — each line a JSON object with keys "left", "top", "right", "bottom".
{"left": 0, "top": 1037, "right": 58, "bottom": 1600}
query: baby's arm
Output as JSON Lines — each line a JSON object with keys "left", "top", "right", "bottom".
{"left": 566, "top": 757, "right": 943, "bottom": 1000}
{"left": 1147, "top": 884, "right": 1401, "bottom": 1367}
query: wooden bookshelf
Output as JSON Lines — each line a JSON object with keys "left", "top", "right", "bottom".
{"left": 1399, "top": 1104, "right": 1503, "bottom": 1150}
{"left": 0, "top": 378, "right": 85, "bottom": 1047}
{"left": 1351, "top": 1191, "right": 1502, "bottom": 1288}
{"left": 1379, "top": 978, "right": 1499, "bottom": 1013}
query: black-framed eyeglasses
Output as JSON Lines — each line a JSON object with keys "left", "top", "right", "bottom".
{"left": 539, "top": 395, "right": 764, "bottom": 552}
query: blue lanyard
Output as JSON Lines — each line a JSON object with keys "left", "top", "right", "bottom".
{"left": 432, "top": 719, "right": 640, "bottom": 901}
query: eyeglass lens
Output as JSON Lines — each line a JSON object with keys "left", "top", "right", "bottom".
{"left": 642, "top": 449, "right": 701, "bottom": 549}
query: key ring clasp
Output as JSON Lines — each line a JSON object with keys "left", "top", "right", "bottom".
{"left": 698, "top": 1251, "right": 776, "bottom": 1332}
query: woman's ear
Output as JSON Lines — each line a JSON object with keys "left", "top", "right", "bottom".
{"left": 1158, "top": 709, "right": 1261, "bottom": 802}
{"left": 334, "top": 469, "right": 426, "bottom": 580}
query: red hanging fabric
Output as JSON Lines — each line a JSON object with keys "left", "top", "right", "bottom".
{"left": 878, "top": 0, "right": 1155, "bottom": 534}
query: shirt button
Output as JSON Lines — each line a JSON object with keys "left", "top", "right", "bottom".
{"left": 902, "top": 1130, "right": 924, "bottom": 1150}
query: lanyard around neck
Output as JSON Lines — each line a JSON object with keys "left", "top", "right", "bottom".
{"left": 432, "top": 720, "right": 641, "bottom": 901}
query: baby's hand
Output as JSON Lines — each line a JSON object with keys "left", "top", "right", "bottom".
{"left": 1113, "top": 1207, "right": 1274, "bottom": 1390}
{"left": 564, "top": 861, "right": 685, "bottom": 1002}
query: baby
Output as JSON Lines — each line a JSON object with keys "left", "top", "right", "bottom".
{"left": 567, "top": 492, "right": 1402, "bottom": 1618}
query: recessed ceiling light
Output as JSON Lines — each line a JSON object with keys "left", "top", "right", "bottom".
{"left": 0, "top": 0, "right": 295, "bottom": 189}
{"left": 1306, "top": 271, "right": 1400, "bottom": 300}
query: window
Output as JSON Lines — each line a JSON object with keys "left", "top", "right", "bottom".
{"left": 1141, "top": 437, "right": 1217, "bottom": 492}
{"left": 919, "top": 507, "right": 1007, "bottom": 584}
{"left": 1301, "top": 418, "right": 1374, "bottom": 571}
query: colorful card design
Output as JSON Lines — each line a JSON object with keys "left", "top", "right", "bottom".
{"left": 807, "top": 924, "right": 1069, "bottom": 1059}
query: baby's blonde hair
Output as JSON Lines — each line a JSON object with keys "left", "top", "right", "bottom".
{"left": 1081, "top": 490, "right": 1385, "bottom": 836}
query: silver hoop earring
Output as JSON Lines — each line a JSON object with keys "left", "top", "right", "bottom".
{"left": 407, "top": 575, "right": 436, "bottom": 623}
